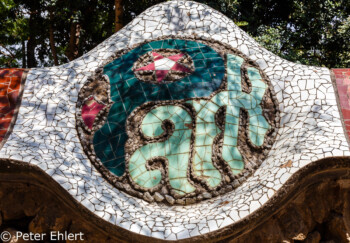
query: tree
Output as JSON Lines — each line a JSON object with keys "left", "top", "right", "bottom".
{"left": 0, "top": 0, "right": 349, "bottom": 68}
{"left": 0, "top": 0, "right": 29, "bottom": 67}
{"left": 115, "top": 0, "right": 123, "bottom": 32}
{"left": 0, "top": 0, "right": 116, "bottom": 67}
{"left": 249, "top": 0, "right": 350, "bottom": 67}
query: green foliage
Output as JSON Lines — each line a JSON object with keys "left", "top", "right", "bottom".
{"left": 0, "top": 0, "right": 349, "bottom": 68}
{"left": 254, "top": 26, "right": 284, "bottom": 56}
{"left": 337, "top": 16, "right": 350, "bottom": 66}
{"left": 0, "top": 0, "right": 116, "bottom": 67}
{"left": 253, "top": 0, "right": 350, "bottom": 67}
{"left": 0, "top": 0, "right": 28, "bottom": 67}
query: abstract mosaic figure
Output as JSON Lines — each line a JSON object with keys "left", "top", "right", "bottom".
{"left": 77, "top": 38, "right": 278, "bottom": 203}
{"left": 128, "top": 54, "right": 271, "bottom": 192}
{"left": 186, "top": 55, "right": 270, "bottom": 188}
{"left": 129, "top": 105, "right": 195, "bottom": 195}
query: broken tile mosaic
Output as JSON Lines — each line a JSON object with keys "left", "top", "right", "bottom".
{"left": 94, "top": 39, "right": 225, "bottom": 177}
{"left": 0, "top": 68, "right": 25, "bottom": 147}
{"left": 1, "top": 1, "right": 349, "bottom": 240}
{"left": 134, "top": 51, "right": 194, "bottom": 83}
{"left": 333, "top": 69, "right": 350, "bottom": 141}
{"left": 77, "top": 37, "right": 278, "bottom": 204}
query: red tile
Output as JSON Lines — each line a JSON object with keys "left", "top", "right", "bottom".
{"left": 334, "top": 69, "right": 349, "bottom": 72}
{"left": 342, "top": 109, "right": 350, "bottom": 118}
{"left": 334, "top": 68, "right": 350, "bottom": 141}
{"left": 0, "top": 68, "right": 25, "bottom": 143}
{"left": 81, "top": 97, "right": 106, "bottom": 129}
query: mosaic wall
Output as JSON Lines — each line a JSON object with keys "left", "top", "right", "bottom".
{"left": 333, "top": 69, "right": 350, "bottom": 141}
{"left": 0, "top": 69, "right": 26, "bottom": 148}
{"left": 76, "top": 38, "right": 279, "bottom": 204}
{"left": 1, "top": 0, "right": 350, "bottom": 241}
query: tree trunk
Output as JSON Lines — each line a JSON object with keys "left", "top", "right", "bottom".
{"left": 27, "top": 13, "right": 36, "bottom": 68}
{"left": 49, "top": 9, "right": 59, "bottom": 66}
{"left": 115, "top": 0, "right": 123, "bottom": 32}
{"left": 66, "top": 21, "right": 81, "bottom": 61}
{"left": 22, "top": 40, "right": 26, "bottom": 68}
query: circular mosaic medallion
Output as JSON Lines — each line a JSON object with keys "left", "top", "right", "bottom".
{"left": 76, "top": 37, "right": 279, "bottom": 205}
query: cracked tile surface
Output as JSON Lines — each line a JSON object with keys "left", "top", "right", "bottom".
{"left": 0, "top": 1, "right": 349, "bottom": 240}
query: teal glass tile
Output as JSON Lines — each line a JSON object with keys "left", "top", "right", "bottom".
{"left": 109, "top": 164, "right": 125, "bottom": 176}
{"left": 174, "top": 39, "right": 187, "bottom": 47}
{"left": 141, "top": 43, "right": 153, "bottom": 52}
{"left": 126, "top": 105, "right": 195, "bottom": 192}
{"left": 122, "top": 70, "right": 136, "bottom": 82}
{"left": 247, "top": 67, "right": 261, "bottom": 80}
{"left": 185, "top": 40, "right": 200, "bottom": 48}
{"left": 162, "top": 39, "right": 178, "bottom": 49}
{"left": 229, "top": 160, "right": 244, "bottom": 171}
{"left": 149, "top": 40, "right": 164, "bottom": 49}
{"left": 193, "top": 59, "right": 206, "bottom": 68}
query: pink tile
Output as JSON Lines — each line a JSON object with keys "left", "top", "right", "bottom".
{"left": 82, "top": 98, "right": 105, "bottom": 129}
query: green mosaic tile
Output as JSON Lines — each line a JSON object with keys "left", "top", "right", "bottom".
{"left": 178, "top": 54, "right": 270, "bottom": 182}
{"left": 149, "top": 41, "right": 164, "bottom": 49}
{"left": 129, "top": 105, "right": 195, "bottom": 194}
{"left": 187, "top": 99, "right": 222, "bottom": 188}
